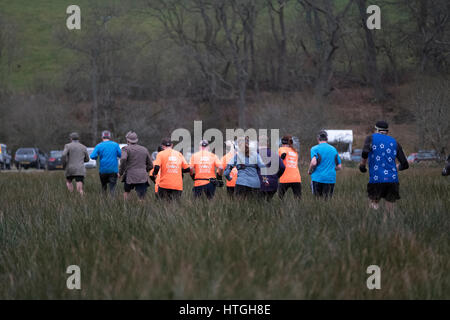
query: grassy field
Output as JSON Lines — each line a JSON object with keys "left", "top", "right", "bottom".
{"left": 0, "top": 166, "right": 449, "bottom": 299}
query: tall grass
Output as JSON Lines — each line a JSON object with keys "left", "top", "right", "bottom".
{"left": 0, "top": 167, "right": 449, "bottom": 299}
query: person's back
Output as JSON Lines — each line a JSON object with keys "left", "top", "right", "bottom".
{"left": 226, "top": 151, "right": 263, "bottom": 189}
{"left": 120, "top": 144, "right": 152, "bottom": 184}
{"left": 190, "top": 149, "right": 221, "bottom": 186}
{"left": 259, "top": 147, "right": 285, "bottom": 193}
{"left": 368, "top": 133, "right": 399, "bottom": 184}
{"left": 154, "top": 148, "right": 188, "bottom": 191}
{"left": 63, "top": 140, "right": 89, "bottom": 177}
{"left": 310, "top": 143, "right": 340, "bottom": 184}
{"left": 91, "top": 140, "right": 121, "bottom": 174}
{"left": 278, "top": 146, "right": 301, "bottom": 183}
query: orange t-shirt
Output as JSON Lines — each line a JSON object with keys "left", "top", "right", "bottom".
{"left": 190, "top": 150, "right": 222, "bottom": 187}
{"left": 149, "top": 168, "right": 161, "bottom": 193}
{"left": 222, "top": 151, "right": 238, "bottom": 187}
{"left": 278, "top": 147, "right": 301, "bottom": 183}
{"left": 153, "top": 148, "right": 189, "bottom": 191}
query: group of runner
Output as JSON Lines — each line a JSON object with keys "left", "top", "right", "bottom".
{"left": 62, "top": 120, "right": 411, "bottom": 212}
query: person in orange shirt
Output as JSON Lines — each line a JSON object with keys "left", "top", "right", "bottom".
{"left": 278, "top": 135, "right": 302, "bottom": 199}
{"left": 189, "top": 140, "right": 223, "bottom": 199}
{"left": 221, "top": 140, "right": 238, "bottom": 196}
{"left": 150, "top": 138, "right": 190, "bottom": 200}
{"left": 149, "top": 145, "right": 163, "bottom": 195}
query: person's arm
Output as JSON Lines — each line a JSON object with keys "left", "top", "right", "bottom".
{"left": 308, "top": 157, "right": 317, "bottom": 175}
{"left": 277, "top": 156, "right": 286, "bottom": 178}
{"left": 224, "top": 157, "right": 234, "bottom": 181}
{"left": 84, "top": 148, "right": 90, "bottom": 163}
{"left": 151, "top": 154, "right": 161, "bottom": 177}
{"left": 116, "top": 144, "right": 122, "bottom": 159}
{"left": 396, "top": 143, "right": 409, "bottom": 171}
{"left": 181, "top": 156, "right": 190, "bottom": 174}
{"left": 62, "top": 145, "right": 69, "bottom": 167}
{"left": 257, "top": 154, "right": 266, "bottom": 168}
{"left": 335, "top": 154, "right": 342, "bottom": 171}
{"left": 146, "top": 152, "right": 153, "bottom": 173}
{"left": 90, "top": 145, "right": 99, "bottom": 160}
{"left": 119, "top": 147, "right": 128, "bottom": 176}
{"left": 360, "top": 135, "right": 372, "bottom": 172}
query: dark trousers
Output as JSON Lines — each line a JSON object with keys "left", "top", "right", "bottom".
{"left": 193, "top": 183, "right": 216, "bottom": 199}
{"left": 311, "top": 181, "right": 335, "bottom": 199}
{"left": 234, "top": 185, "right": 259, "bottom": 199}
{"left": 158, "top": 187, "right": 182, "bottom": 200}
{"left": 278, "top": 183, "right": 302, "bottom": 199}
{"left": 226, "top": 187, "right": 235, "bottom": 197}
{"left": 260, "top": 190, "right": 277, "bottom": 201}
{"left": 100, "top": 173, "right": 118, "bottom": 194}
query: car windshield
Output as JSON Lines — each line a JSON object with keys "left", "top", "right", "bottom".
{"left": 50, "top": 151, "right": 63, "bottom": 157}
{"left": 17, "top": 148, "right": 35, "bottom": 155}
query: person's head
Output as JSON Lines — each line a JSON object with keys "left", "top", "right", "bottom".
{"left": 200, "top": 139, "right": 209, "bottom": 151}
{"left": 70, "top": 132, "right": 80, "bottom": 141}
{"left": 375, "top": 121, "right": 389, "bottom": 134}
{"left": 102, "top": 130, "right": 111, "bottom": 141}
{"left": 281, "top": 135, "right": 293, "bottom": 146}
{"left": 225, "top": 140, "right": 236, "bottom": 153}
{"left": 317, "top": 130, "right": 328, "bottom": 143}
{"left": 125, "top": 131, "right": 138, "bottom": 145}
{"left": 161, "top": 138, "right": 173, "bottom": 149}
{"left": 237, "top": 137, "right": 251, "bottom": 157}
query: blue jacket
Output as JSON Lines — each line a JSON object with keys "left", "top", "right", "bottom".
{"left": 90, "top": 140, "right": 122, "bottom": 174}
{"left": 224, "top": 151, "right": 265, "bottom": 189}
{"left": 258, "top": 147, "right": 285, "bottom": 192}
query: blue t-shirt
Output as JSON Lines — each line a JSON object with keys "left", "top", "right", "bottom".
{"left": 368, "top": 133, "right": 398, "bottom": 183}
{"left": 310, "top": 143, "right": 341, "bottom": 184}
{"left": 90, "top": 140, "right": 122, "bottom": 174}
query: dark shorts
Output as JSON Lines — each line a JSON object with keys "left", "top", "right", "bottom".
{"left": 193, "top": 183, "right": 216, "bottom": 199}
{"left": 158, "top": 187, "right": 182, "bottom": 200}
{"left": 226, "top": 187, "right": 235, "bottom": 196}
{"left": 124, "top": 182, "right": 149, "bottom": 199}
{"left": 367, "top": 183, "right": 400, "bottom": 203}
{"left": 66, "top": 176, "right": 84, "bottom": 183}
{"left": 311, "top": 181, "right": 335, "bottom": 199}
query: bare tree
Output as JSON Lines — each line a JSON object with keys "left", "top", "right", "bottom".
{"left": 412, "top": 77, "right": 450, "bottom": 158}
{"left": 297, "top": 0, "right": 354, "bottom": 98}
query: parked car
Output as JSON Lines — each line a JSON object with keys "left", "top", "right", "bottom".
{"left": 416, "top": 150, "right": 439, "bottom": 163}
{"left": 47, "top": 150, "right": 64, "bottom": 170}
{"left": 351, "top": 149, "right": 362, "bottom": 162}
{"left": 15, "top": 148, "right": 47, "bottom": 170}
{"left": 0, "top": 144, "right": 12, "bottom": 170}
{"left": 407, "top": 153, "right": 418, "bottom": 164}
{"left": 84, "top": 147, "right": 97, "bottom": 169}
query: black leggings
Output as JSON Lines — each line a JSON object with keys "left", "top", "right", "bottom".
{"left": 278, "top": 183, "right": 302, "bottom": 199}
{"left": 234, "top": 185, "right": 259, "bottom": 199}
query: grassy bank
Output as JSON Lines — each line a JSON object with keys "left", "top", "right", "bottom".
{"left": 0, "top": 167, "right": 449, "bottom": 299}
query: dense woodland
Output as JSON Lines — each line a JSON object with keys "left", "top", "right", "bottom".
{"left": 0, "top": 0, "right": 449, "bottom": 156}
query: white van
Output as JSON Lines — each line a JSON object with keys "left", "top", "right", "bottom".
{"left": 325, "top": 130, "right": 353, "bottom": 161}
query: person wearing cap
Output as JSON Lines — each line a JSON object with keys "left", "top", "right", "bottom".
{"left": 359, "top": 121, "right": 409, "bottom": 213}
{"left": 258, "top": 135, "right": 286, "bottom": 201}
{"left": 308, "top": 130, "right": 342, "bottom": 199}
{"left": 149, "top": 145, "right": 164, "bottom": 195}
{"left": 278, "top": 135, "right": 302, "bottom": 199}
{"left": 62, "top": 132, "right": 90, "bottom": 195}
{"left": 189, "top": 140, "right": 223, "bottom": 199}
{"left": 151, "top": 138, "right": 190, "bottom": 200}
{"left": 119, "top": 131, "right": 153, "bottom": 200}
{"left": 90, "top": 130, "right": 122, "bottom": 195}
{"left": 221, "top": 140, "right": 238, "bottom": 196}
{"left": 224, "top": 137, "right": 266, "bottom": 199}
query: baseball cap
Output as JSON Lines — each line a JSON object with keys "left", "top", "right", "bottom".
{"left": 317, "top": 130, "right": 328, "bottom": 141}
{"left": 70, "top": 132, "right": 80, "bottom": 140}
{"left": 161, "top": 138, "right": 172, "bottom": 147}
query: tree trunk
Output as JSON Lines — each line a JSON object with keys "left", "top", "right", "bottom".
{"left": 91, "top": 57, "right": 99, "bottom": 145}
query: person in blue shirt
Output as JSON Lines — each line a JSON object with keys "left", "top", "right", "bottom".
{"left": 359, "top": 121, "right": 409, "bottom": 213}
{"left": 224, "top": 137, "right": 265, "bottom": 199}
{"left": 90, "top": 130, "right": 122, "bottom": 195}
{"left": 308, "top": 130, "right": 342, "bottom": 199}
